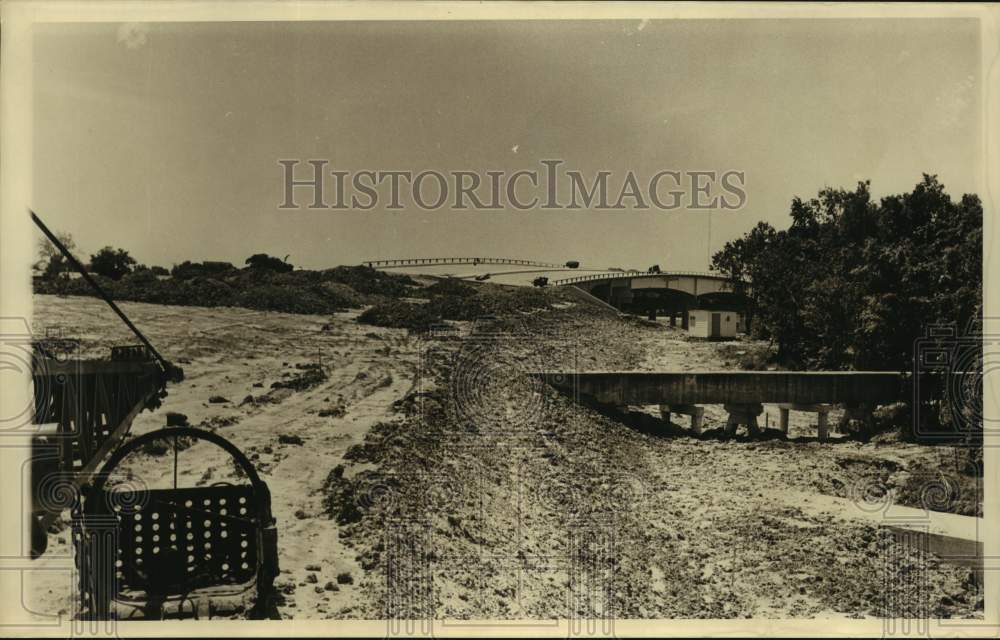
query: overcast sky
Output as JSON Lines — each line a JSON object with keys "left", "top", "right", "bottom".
{"left": 32, "top": 19, "right": 981, "bottom": 271}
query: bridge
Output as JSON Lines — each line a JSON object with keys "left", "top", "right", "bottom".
{"left": 363, "top": 257, "right": 564, "bottom": 269}
{"left": 536, "top": 370, "right": 909, "bottom": 440}
{"left": 361, "top": 258, "right": 749, "bottom": 322}
{"left": 552, "top": 271, "right": 750, "bottom": 324}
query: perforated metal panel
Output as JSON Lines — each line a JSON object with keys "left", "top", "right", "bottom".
{"left": 81, "top": 486, "right": 260, "bottom": 599}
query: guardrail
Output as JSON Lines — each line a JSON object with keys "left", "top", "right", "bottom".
{"left": 363, "top": 257, "right": 563, "bottom": 269}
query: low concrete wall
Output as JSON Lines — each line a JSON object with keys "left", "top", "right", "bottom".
{"left": 562, "top": 284, "right": 620, "bottom": 315}
{"left": 535, "top": 371, "right": 910, "bottom": 405}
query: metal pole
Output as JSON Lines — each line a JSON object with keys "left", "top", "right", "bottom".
{"left": 30, "top": 210, "right": 172, "bottom": 372}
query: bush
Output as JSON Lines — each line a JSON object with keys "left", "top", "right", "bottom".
{"left": 245, "top": 253, "right": 293, "bottom": 273}
{"left": 320, "top": 265, "right": 417, "bottom": 297}
{"left": 426, "top": 294, "right": 486, "bottom": 321}
{"left": 171, "top": 260, "right": 236, "bottom": 279}
{"left": 425, "top": 278, "right": 476, "bottom": 298}
{"left": 358, "top": 301, "right": 439, "bottom": 331}
{"left": 237, "top": 284, "right": 345, "bottom": 314}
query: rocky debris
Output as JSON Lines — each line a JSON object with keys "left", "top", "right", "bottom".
{"left": 270, "top": 362, "right": 327, "bottom": 391}
{"left": 208, "top": 395, "right": 230, "bottom": 404}
{"left": 200, "top": 415, "right": 238, "bottom": 429}
{"left": 319, "top": 406, "right": 346, "bottom": 418}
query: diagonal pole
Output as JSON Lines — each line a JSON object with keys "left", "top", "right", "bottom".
{"left": 30, "top": 209, "right": 172, "bottom": 373}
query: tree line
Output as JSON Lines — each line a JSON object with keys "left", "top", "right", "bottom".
{"left": 711, "top": 175, "right": 982, "bottom": 373}
{"left": 35, "top": 236, "right": 294, "bottom": 281}
{"left": 713, "top": 175, "right": 982, "bottom": 446}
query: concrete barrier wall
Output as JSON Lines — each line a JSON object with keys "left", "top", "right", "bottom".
{"left": 536, "top": 371, "right": 910, "bottom": 405}
{"left": 562, "top": 284, "right": 620, "bottom": 315}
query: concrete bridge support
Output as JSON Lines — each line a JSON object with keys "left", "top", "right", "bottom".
{"left": 723, "top": 403, "right": 764, "bottom": 437}
{"left": 666, "top": 311, "right": 689, "bottom": 329}
{"left": 776, "top": 403, "right": 832, "bottom": 440}
{"left": 838, "top": 403, "right": 875, "bottom": 436}
{"left": 659, "top": 404, "right": 705, "bottom": 434}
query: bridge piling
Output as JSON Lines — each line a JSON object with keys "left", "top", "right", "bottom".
{"left": 838, "top": 403, "right": 875, "bottom": 437}
{"left": 723, "top": 403, "right": 764, "bottom": 437}
{"left": 660, "top": 404, "right": 705, "bottom": 433}
{"left": 775, "top": 403, "right": 833, "bottom": 439}
{"left": 818, "top": 411, "right": 829, "bottom": 441}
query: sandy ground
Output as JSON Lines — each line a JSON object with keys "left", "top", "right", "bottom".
{"left": 27, "top": 293, "right": 982, "bottom": 620}
{"left": 29, "top": 294, "right": 423, "bottom": 619}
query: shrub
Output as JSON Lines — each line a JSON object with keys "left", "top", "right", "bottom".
{"left": 425, "top": 278, "right": 476, "bottom": 298}
{"left": 171, "top": 260, "right": 236, "bottom": 280}
{"left": 245, "top": 253, "right": 293, "bottom": 273}
{"left": 425, "top": 294, "right": 486, "bottom": 321}
{"left": 318, "top": 265, "right": 417, "bottom": 297}
{"left": 358, "top": 301, "right": 439, "bottom": 331}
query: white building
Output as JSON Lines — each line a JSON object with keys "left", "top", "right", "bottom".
{"left": 687, "top": 309, "right": 739, "bottom": 339}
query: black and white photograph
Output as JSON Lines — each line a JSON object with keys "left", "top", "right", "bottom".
{"left": 0, "top": 2, "right": 996, "bottom": 637}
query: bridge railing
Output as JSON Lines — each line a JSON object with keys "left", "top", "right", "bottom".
{"left": 551, "top": 270, "right": 736, "bottom": 286}
{"left": 363, "top": 257, "right": 563, "bottom": 269}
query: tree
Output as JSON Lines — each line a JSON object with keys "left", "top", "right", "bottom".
{"left": 245, "top": 253, "right": 293, "bottom": 273}
{"left": 34, "top": 231, "right": 76, "bottom": 277}
{"left": 89, "top": 246, "right": 137, "bottom": 281}
{"left": 711, "top": 176, "right": 981, "bottom": 376}
{"left": 532, "top": 276, "right": 549, "bottom": 287}
{"left": 711, "top": 220, "right": 777, "bottom": 339}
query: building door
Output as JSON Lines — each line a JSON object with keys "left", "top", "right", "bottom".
{"left": 711, "top": 313, "right": 721, "bottom": 338}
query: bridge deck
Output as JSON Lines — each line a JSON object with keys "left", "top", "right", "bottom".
{"left": 534, "top": 371, "right": 910, "bottom": 405}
